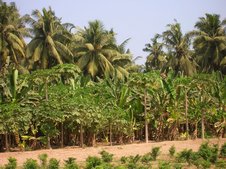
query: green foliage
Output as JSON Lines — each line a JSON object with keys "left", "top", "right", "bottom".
{"left": 158, "top": 161, "right": 171, "bottom": 169}
{"left": 198, "top": 142, "right": 219, "bottom": 163}
{"left": 220, "top": 142, "right": 226, "bottom": 158}
{"left": 215, "top": 160, "right": 226, "bottom": 169}
{"left": 23, "top": 159, "right": 39, "bottom": 169}
{"left": 120, "top": 156, "right": 127, "bottom": 164}
{"left": 169, "top": 145, "right": 176, "bottom": 157}
{"left": 47, "top": 158, "right": 60, "bottom": 169}
{"left": 177, "top": 149, "right": 193, "bottom": 165}
{"left": 4, "top": 157, "right": 17, "bottom": 169}
{"left": 85, "top": 156, "right": 102, "bottom": 169}
{"left": 38, "top": 153, "right": 48, "bottom": 168}
{"left": 64, "top": 157, "right": 79, "bottom": 169}
{"left": 99, "top": 150, "right": 113, "bottom": 163}
{"left": 141, "top": 153, "right": 152, "bottom": 164}
{"left": 173, "top": 163, "right": 182, "bottom": 169}
{"left": 150, "top": 147, "right": 160, "bottom": 161}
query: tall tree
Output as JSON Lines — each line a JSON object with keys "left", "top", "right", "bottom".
{"left": 192, "top": 14, "right": 226, "bottom": 74}
{"left": 74, "top": 20, "right": 126, "bottom": 79}
{"left": 0, "top": 1, "right": 29, "bottom": 73}
{"left": 162, "top": 22, "right": 196, "bottom": 76}
{"left": 26, "top": 8, "right": 73, "bottom": 69}
{"left": 144, "top": 34, "right": 167, "bottom": 71}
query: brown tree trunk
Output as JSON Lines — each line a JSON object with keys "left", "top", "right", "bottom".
{"left": 185, "top": 91, "right": 189, "bottom": 140}
{"left": 47, "top": 134, "right": 51, "bottom": 149}
{"left": 92, "top": 133, "right": 96, "bottom": 147}
{"left": 194, "top": 121, "right": 198, "bottom": 140}
{"left": 144, "top": 88, "right": 148, "bottom": 143}
{"left": 60, "top": 122, "right": 64, "bottom": 148}
{"left": 201, "top": 112, "right": 205, "bottom": 140}
{"left": 80, "top": 124, "right": 84, "bottom": 148}
{"left": 5, "top": 132, "right": 9, "bottom": 152}
{"left": 109, "top": 123, "right": 112, "bottom": 146}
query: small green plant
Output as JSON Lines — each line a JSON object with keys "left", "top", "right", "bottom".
{"left": 173, "top": 163, "right": 182, "bottom": 169}
{"left": 23, "top": 159, "right": 39, "bottom": 169}
{"left": 141, "top": 153, "right": 152, "bottom": 164}
{"left": 38, "top": 153, "right": 48, "bottom": 168}
{"left": 198, "top": 142, "right": 218, "bottom": 163}
{"left": 128, "top": 154, "right": 141, "bottom": 164}
{"left": 64, "top": 157, "right": 79, "bottom": 169}
{"left": 169, "top": 145, "right": 176, "bottom": 157}
{"left": 85, "top": 156, "right": 102, "bottom": 169}
{"left": 158, "top": 161, "right": 171, "bottom": 169}
{"left": 220, "top": 142, "right": 226, "bottom": 158}
{"left": 4, "top": 157, "right": 17, "bottom": 169}
{"left": 47, "top": 158, "right": 60, "bottom": 169}
{"left": 99, "top": 150, "right": 113, "bottom": 162}
{"left": 150, "top": 147, "right": 160, "bottom": 161}
{"left": 93, "top": 163, "right": 113, "bottom": 169}
{"left": 215, "top": 159, "right": 226, "bottom": 168}
{"left": 177, "top": 149, "right": 193, "bottom": 165}
{"left": 120, "top": 156, "right": 127, "bottom": 164}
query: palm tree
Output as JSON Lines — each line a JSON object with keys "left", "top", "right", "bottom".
{"left": 162, "top": 22, "right": 196, "bottom": 76}
{"left": 192, "top": 14, "right": 226, "bottom": 74}
{"left": 0, "top": 1, "right": 29, "bottom": 73}
{"left": 74, "top": 20, "right": 123, "bottom": 79}
{"left": 26, "top": 7, "right": 73, "bottom": 69}
{"left": 144, "top": 34, "right": 167, "bottom": 71}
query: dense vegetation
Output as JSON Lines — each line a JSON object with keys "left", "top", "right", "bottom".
{"left": 0, "top": 1, "right": 225, "bottom": 152}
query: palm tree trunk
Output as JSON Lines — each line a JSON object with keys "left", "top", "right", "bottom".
{"left": 5, "top": 132, "right": 9, "bottom": 152}
{"left": 201, "top": 111, "right": 205, "bottom": 140}
{"left": 60, "top": 122, "right": 64, "bottom": 148}
{"left": 80, "top": 124, "right": 84, "bottom": 148}
{"left": 144, "top": 88, "right": 149, "bottom": 143}
{"left": 185, "top": 91, "right": 189, "bottom": 140}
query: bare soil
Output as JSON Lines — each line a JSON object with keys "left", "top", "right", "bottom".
{"left": 0, "top": 138, "right": 225, "bottom": 167}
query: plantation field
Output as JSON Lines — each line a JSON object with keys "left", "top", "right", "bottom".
{"left": 0, "top": 138, "right": 225, "bottom": 167}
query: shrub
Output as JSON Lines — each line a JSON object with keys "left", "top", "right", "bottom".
{"left": 141, "top": 153, "right": 152, "bottom": 164}
{"left": 23, "top": 159, "right": 39, "bottom": 169}
{"left": 99, "top": 150, "right": 113, "bottom": 162}
{"left": 215, "top": 159, "right": 226, "bottom": 168}
{"left": 93, "top": 163, "right": 113, "bottom": 169}
{"left": 198, "top": 142, "right": 218, "bottom": 163}
{"left": 177, "top": 149, "right": 193, "bottom": 165}
{"left": 169, "top": 145, "right": 176, "bottom": 157}
{"left": 4, "top": 157, "right": 17, "bottom": 169}
{"left": 64, "top": 157, "right": 79, "bottom": 169}
{"left": 120, "top": 156, "right": 127, "bottom": 164}
{"left": 128, "top": 154, "right": 141, "bottom": 164}
{"left": 220, "top": 142, "right": 226, "bottom": 158}
{"left": 173, "top": 163, "right": 182, "bottom": 169}
{"left": 85, "top": 156, "right": 102, "bottom": 169}
{"left": 38, "top": 153, "right": 48, "bottom": 168}
{"left": 192, "top": 158, "right": 211, "bottom": 169}
{"left": 47, "top": 158, "right": 60, "bottom": 169}
{"left": 150, "top": 147, "right": 160, "bottom": 161}
{"left": 158, "top": 161, "right": 171, "bottom": 169}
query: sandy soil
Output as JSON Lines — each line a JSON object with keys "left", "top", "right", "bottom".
{"left": 0, "top": 138, "right": 225, "bottom": 166}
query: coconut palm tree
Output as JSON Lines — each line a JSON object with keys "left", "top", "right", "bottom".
{"left": 74, "top": 20, "right": 124, "bottom": 79}
{"left": 162, "top": 22, "right": 197, "bottom": 76}
{"left": 26, "top": 7, "right": 73, "bottom": 70}
{"left": 192, "top": 14, "right": 226, "bottom": 74}
{"left": 144, "top": 34, "right": 167, "bottom": 71}
{"left": 0, "top": 1, "right": 30, "bottom": 73}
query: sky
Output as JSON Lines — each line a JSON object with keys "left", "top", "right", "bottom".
{"left": 6, "top": 0, "right": 226, "bottom": 65}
